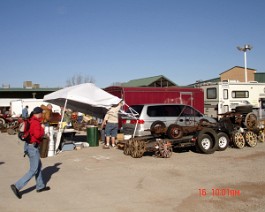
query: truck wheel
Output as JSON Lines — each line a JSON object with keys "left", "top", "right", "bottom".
{"left": 232, "top": 132, "right": 245, "bottom": 149}
{"left": 166, "top": 124, "right": 183, "bottom": 139}
{"left": 244, "top": 131, "right": 258, "bottom": 147}
{"left": 150, "top": 121, "right": 166, "bottom": 137}
{"left": 217, "top": 132, "right": 229, "bottom": 151}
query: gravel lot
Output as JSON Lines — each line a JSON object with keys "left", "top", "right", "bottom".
{"left": 1, "top": 132, "right": 265, "bottom": 212}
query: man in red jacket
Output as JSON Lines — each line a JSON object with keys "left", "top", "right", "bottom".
{"left": 11, "top": 107, "right": 50, "bottom": 199}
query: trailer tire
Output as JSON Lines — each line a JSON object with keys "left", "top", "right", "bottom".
{"left": 150, "top": 121, "right": 166, "bottom": 137}
{"left": 217, "top": 132, "right": 229, "bottom": 151}
{"left": 0, "top": 118, "right": 5, "bottom": 126}
{"left": 195, "top": 128, "right": 218, "bottom": 154}
{"left": 166, "top": 124, "right": 183, "bottom": 139}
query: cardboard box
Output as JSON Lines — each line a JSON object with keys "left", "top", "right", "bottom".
{"left": 117, "top": 133, "right": 124, "bottom": 141}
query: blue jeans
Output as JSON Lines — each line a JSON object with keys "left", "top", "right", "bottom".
{"left": 105, "top": 123, "right": 118, "bottom": 137}
{"left": 15, "top": 143, "right": 45, "bottom": 191}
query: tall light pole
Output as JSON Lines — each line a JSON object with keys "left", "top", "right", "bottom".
{"left": 237, "top": 44, "right": 253, "bottom": 82}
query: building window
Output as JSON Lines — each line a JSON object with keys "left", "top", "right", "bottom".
{"left": 232, "top": 91, "right": 249, "bottom": 98}
{"left": 206, "top": 88, "right": 217, "bottom": 99}
{"left": 223, "top": 89, "right": 228, "bottom": 99}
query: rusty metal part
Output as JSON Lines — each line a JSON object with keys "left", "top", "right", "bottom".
{"left": 154, "top": 139, "right": 173, "bottom": 158}
{"left": 244, "top": 131, "right": 258, "bottom": 147}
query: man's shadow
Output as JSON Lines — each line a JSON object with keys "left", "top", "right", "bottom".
{"left": 21, "top": 162, "right": 62, "bottom": 195}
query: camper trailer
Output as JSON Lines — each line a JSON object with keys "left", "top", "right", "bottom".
{"left": 199, "top": 81, "right": 265, "bottom": 119}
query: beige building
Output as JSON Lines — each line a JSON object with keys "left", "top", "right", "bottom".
{"left": 220, "top": 66, "right": 256, "bottom": 82}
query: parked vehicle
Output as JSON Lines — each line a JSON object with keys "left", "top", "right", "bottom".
{"left": 197, "top": 80, "right": 265, "bottom": 120}
{"left": 121, "top": 103, "right": 216, "bottom": 138}
{"left": 104, "top": 86, "right": 205, "bottom": 113}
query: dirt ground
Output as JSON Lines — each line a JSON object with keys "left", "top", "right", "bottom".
{"left": 1, "top": 131, "right": 265, "bottom": 212}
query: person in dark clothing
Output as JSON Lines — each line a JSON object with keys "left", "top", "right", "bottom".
{"left": 10, "top": 107, "right": 50, "bottom": 199}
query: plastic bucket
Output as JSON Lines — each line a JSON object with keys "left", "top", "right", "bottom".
{"left": 86, "top": 125, "right": 99, "bottom": 147}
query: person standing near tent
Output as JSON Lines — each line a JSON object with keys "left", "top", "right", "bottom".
{"left": 101, "top": 101, "right": 122, "bottom": 149}
{"left": 10, "top": 107, "right": 50, "bottom": 199}
{"left": 22, "top": 105, "right": 29, "bottom": 119}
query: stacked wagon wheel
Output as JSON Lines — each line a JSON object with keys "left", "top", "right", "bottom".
{"left": 244, "top": 112, "right": 258, "bottom": 130}
{"left": 154, "top": 139, "right": 173, "bottom": 158}
{"left": 244, "top": 131, "right": 258, "bottom": 147}
{"left": 232, "top": 132, "right": 245, "bottom": 149}
{"left": 130, "top": 139, "right": 146, "bottom": 158}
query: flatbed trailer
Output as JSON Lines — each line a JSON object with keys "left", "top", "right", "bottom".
{"left": 121, "top": 127, "right": 219, "bottom": 158}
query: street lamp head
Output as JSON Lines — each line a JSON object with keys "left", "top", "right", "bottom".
{"left": 237, "top": 44, "right": 253, "bottom": 52}
{"left": 237, "top": 46, "right": 243, "bottom": 51}
{"left": 244, "top": 44, "right": 253, "bottom": 50}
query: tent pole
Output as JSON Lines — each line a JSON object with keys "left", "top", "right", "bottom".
{"left": 59, "top": 99, "right": 68, "bottom": 132}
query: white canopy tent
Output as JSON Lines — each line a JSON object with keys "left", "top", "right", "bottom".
{"left": 43, "top": 83, "right": 123, "bottom": 152}
{"left": 43, "top": 83, "right": 122, "bottom": 118}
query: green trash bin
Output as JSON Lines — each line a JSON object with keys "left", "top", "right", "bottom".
{"left": 86, "top": 125, "right": 99, "bottom": 147}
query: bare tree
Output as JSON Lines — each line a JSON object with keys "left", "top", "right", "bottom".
{"left": 111, "top": 82, "right": 123, "bottom": 86}
{"left": 66, "top": 74, "right": 95, "bottom": 87}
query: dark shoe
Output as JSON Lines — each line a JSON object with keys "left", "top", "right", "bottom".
{"left": 37, "top": 186, "right": 50, "bottom": 193}
{"left": 10, "top": 184, "right": 21, "bottom": 199}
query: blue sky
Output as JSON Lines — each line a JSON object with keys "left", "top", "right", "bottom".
{"left": 0, "top": 0, "right": 264, "bottom": 88}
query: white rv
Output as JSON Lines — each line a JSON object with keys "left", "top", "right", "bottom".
{"left": 198, "top": 81, "right": 265, "bottom": 120}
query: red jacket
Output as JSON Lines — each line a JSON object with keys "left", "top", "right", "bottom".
{"left": 29, "top": 116, "right": 45, "bottom": 144}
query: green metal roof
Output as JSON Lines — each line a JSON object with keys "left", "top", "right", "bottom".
{"left": 255, "top": 73, "right": 265, "bottom": 83}
{"left": 0, "top": 87, "right": 60, "bottom": 92}
{"left": 121, "top": 75, "right": 177, "bottom": 87}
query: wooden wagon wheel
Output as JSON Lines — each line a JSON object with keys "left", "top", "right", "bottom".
{"left": 123, "top": 139, "right": 133, "bottom": 156}
{"left": 155, "top": 139, "right": 173, "bottom": 158}
{"left": 244, "top": 131, "right": 258, "bottom": 147}
{"left": 244, "top": 112, "right": 258, "bottom": 130}
{"left": 232, "top": 132, "right": 245, "bottom": 149}
{"left": 130, "top": 139, "right": 146, "bottom": 158}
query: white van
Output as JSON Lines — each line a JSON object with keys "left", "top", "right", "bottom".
{"left": 122, "top": 104, "right": 216, "bottom": 138}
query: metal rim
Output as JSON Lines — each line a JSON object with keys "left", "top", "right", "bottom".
{"left": 219, "top": 136, "right": 228, "bottom": 149}
{"left": 201, "top": 137, "right": 211, "bottom": 150}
